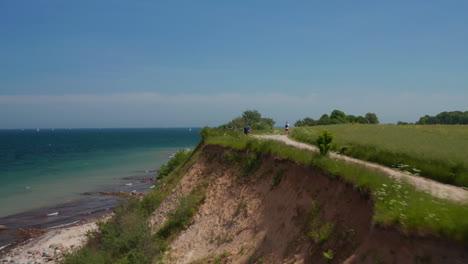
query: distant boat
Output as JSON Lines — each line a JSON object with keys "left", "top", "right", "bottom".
{"left": 36, "top": 128, "right": 40, "bottom": 132}
{"left": 189, "top": 128, "right": 192, "bottom": 132}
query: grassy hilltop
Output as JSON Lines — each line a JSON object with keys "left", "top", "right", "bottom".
{"left": 291, "top": 124, "right": 468, "bottom": 187}
{"left": 204, "top": 128, "right": 468, "bottom": 243}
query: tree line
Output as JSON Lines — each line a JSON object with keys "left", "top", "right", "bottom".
{"left": 414, "top": 111, "right": 468, "bottom": 125}
{"left": 295, "top": 110, "right": 379, "bottom": 127}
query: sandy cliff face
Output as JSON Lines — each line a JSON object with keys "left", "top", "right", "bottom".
{"left": 151, "top": 145, "right": 467, "bottom": 264}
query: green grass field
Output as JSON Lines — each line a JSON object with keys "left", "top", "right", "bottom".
{"left": 290, "top": 124, "right": 468, "bottom": 187}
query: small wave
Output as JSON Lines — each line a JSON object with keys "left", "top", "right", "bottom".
{"left": 46, "top": 212, "right": 59, "bottom": 217}
{"left": 47, "top": 220, "right": 79, "bottom": 229}
{"left": 0, "top": 243, "right": 11, "bottom": 251}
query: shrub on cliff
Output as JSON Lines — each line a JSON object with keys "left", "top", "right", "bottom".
{"left": 316, "top": 130, "right": 334, "bottom": 156}
{"left": 158, "top": 150, "right": 192, "bottom": 179}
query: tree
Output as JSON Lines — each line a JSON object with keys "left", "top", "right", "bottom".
{"left": 294, "top": 120, "right": 305, "bottom": 127}
{"left": 365, "top": 113, "right": 379, "bottom": 124}
{"left": 295, "top": 111, "right": 379, "bottom": 126}
{"left": 295, "top": 117, "right": 317, "bottom": 127}
{"left": 223, "top": 109, "right": 275, "bottom": 130}
{"left": 416, "top": 115, "right": 431, "bottom": 125}
{"left": 416, "top": 111, "right": 468, "bottom": 125}
{"left": 303, "top": 117, "right": 317, "bottom": 126}
{"left": 330, "top": 110, "right": 347, "bottom": 124}
{"left": 242, "top": 110, "right": 262, "bottom": 125}
{"left": 347, "top": 115, "right": 357, "bottom": 123}
{"left": 259, "top": 117, "right": 275, "bottom": 130}
{"left": 225, "top": 117, "right": 244, "bottom": 129}
{"left": 356, "top": 116, "right": 369, "bottom": 124}
{"left": 317, "top": 114, "right": 331, "bottom": 125}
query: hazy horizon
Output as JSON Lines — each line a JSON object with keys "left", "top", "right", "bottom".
{"left": 1, "top": 1, "right": 467, "bottom": 128}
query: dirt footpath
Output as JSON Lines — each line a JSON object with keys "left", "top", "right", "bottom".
{"left": 258, "top": 135, "right": 468, "bottom": 203}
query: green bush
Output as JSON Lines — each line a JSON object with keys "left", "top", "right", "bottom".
{"left": 323, "top": 249, "right": 334, "bottom": 260}
{"left": 316, "top": 130, "right": 334, "bottom": 156}
{"left": 62, "top": 248, "right": 109, "bottom": 264}
{"left": 158, "top": 149, "right": 192, "bottom": 179}
{"left": 156, "top": 195, "right": 198, "bottom": 240}
{"left": 63, "top": 201, "right": 164, "bottom": 264}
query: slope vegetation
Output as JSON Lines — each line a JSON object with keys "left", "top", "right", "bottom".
{"left": 155, "top": 145, "right": 467, "bottom": 264}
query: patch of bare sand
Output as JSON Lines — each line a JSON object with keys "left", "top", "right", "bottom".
{"left": 258, "top": 135, "right": 468, "bottom": 203}
{"left": 1, "top": 214, "right": 112, "bottom": 264}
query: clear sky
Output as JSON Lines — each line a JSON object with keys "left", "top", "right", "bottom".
{"left": 1, "top": 0, "right": 467, "bottom": 128}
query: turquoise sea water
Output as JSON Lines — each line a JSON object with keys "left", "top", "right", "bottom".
{"left": 0, "top": 128, "right": 201, "bottom": 217}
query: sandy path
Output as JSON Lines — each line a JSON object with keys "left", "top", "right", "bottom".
{"left": 257, "top": 135, "right": 468, "bottom": 203}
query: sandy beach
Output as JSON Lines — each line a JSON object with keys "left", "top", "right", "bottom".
{"left": 0, "top": 213, "right": 112, "bottom": 264}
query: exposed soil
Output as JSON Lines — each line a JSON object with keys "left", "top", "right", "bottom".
{"left": 259, "top": 135, "right": 468, "bottom": 204}
{"left": 153, "top": 145, "right": 468, "bottom": 263}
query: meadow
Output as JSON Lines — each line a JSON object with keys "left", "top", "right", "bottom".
{"left": 290, "top": 124, "right": 468, "bottom": 187}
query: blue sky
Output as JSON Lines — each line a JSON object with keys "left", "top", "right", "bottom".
{"left": 1, "top": 1, "right": 467, "bottom": 128}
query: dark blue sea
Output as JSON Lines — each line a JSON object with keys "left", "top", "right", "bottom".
{"left": 0, "top": 128, "right": 200, "bottom": 249}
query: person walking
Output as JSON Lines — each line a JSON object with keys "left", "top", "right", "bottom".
{"left": 285, "top": 122, "right": 290, "bottom": 135}
{"left": 244, "top": 125, "right": 250, "bottom": 136}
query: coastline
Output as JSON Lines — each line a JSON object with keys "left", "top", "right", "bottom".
{"left": 0, "top": 128, "right": 200, "bottom": 262}
{"left": 0, "top": 173, "right": 160, "bottom": 262}
{"left": 1, "top": 213, "right": 113, "bottom": 263}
